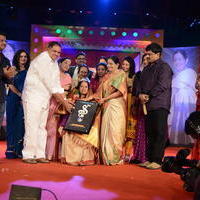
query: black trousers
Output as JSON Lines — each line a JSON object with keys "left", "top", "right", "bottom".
{"left": 145, "top": 108, "right": 169, "bottom": 164}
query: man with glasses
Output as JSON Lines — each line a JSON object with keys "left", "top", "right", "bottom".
{"left": 68, "top": 52, "right": 93, "bottom": 80}
{"left": 138, "top": 43, "right": 173, "bottom": 170}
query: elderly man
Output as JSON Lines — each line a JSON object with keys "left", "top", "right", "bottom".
{"left": 22, "top": 41, "right": 73, "bottom": 164}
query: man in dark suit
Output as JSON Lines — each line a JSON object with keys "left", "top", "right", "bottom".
{"left": 68, "top": 52, "right": 93, "bottom": 80}
{"left": 0, "top": 32, "right": 15, "bottom": 128}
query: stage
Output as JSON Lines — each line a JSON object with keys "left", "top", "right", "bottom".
{"left": 0, "top": 141, "right": 194, "bottom": 200}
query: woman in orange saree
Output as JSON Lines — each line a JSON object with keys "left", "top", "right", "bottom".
{"left": 98, "top": 56, "right": 127, "bottom": 165}
{"left": 121, "top": 56, "right": 137, "bottom": 162}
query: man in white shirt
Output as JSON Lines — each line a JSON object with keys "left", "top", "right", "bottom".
{"left": 22, "top": 41, "right": 73, "bottom": 164}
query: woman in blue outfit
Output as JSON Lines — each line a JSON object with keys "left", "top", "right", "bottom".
{"left": 5, "top": 50, "right": 30, "bottom": 158}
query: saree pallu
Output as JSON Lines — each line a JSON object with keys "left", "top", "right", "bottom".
{"left": 61, "top": 110, "right": 100, "bottom": 165}
{"left": 100, "top": 70, "right": 127, "bottom": 165}
{"left": 45, "top": 73, "right": 72, "bottom": 160}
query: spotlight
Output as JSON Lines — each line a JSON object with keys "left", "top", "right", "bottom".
{"left": 111, "top": 31, "right": 116, "bottom": 36}
{"left": 78, "top": 30, "right": 83, "bottom": 35}
{"left": 88, "top": 30, "right": 94, "bottom": 35}
{"left": 155, "top": 33, "right": 160, "bottom": 38}
{"left": 66, "top": 29, "right": 72, "bottom": 34}
{"left": 56, "top": 29, "right": 61, "bottom": 34}
{"left": 99, "top": 31, "right": 105, "bottom": 36}
{"left": 48, "top": 8, "right": 52, "bottom": 11}
{"left": 122, "top": 32, "right": 127, "bottom": 36}
{"left": 146, "top": 13, "right": 150, "bottom": 16}
{"left": 133, "top": 32, "right": 138, "bottom": 37}
{"left": 80, "top": 10, "right": 83, "bottom": 14}
{"left": 113, "top": 12, "right": 117, "bottom": 16}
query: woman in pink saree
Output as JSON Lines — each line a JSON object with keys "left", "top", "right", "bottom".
{"left": 45, "top": 57, "right": 72, "bottom": 160}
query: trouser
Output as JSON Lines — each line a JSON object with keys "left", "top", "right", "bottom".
{"left": 22, "top": 101, "right": 49, "bottom": 159}
{"left": 0, "top": 102, "right": 5, "bottom": 128}
{"left": 145, "top": 108, "right": 169, "bottom": 164}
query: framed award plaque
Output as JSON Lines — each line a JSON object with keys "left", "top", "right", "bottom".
{"left": 64, "top": 100, "right": 99, "bottom": 134}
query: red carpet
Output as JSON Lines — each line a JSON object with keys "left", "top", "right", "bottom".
{"left": 0, "top": 141, "right": 193, "bottom": 200}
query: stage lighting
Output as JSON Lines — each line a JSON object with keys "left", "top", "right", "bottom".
{"left": 56, "top": 29, "right": 61, "bottom": 34}
{"left": 88, "top": 30, "right": 94, "bottom": 35}
{"left": 33, "top": 48, "right": 38, "bottom": 53}
{"left": 122, "top": 32, "right": 127, "bottom": 36}
{"left": 111, "top": 31, "right": 116, "bottom": 36}
{"left": 155, "top": 33, "right": 160, "bottom": 38}
{"left": 66, "top": 29, "right": 72, "bottom": 34}
{"left": 133, "top": 32, "right": 138, "bottom": 37}
{"left": 100, "top": 31, "right": 105, "bottom": 36}
{"left": 78, "top": 30, "right": 83, "bottom": 35}
{"left": 34, "top": 38, "right": 39, "bottom": 43}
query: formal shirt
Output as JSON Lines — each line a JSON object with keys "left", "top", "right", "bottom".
{"left": 22, "top": 51, "right": 64, "bottom": 108}
{"left": 140, "top": 59, "right": 173, "bottom": 112}
{"left": 68, "top": 65, "right": 93, "bottom": 80}
{"left": 0, "top": 52, "right": 11, "bottom": 103}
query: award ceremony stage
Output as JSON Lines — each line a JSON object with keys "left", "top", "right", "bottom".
{"left": 0, "top": 141, "right": 193, "bottom": 200}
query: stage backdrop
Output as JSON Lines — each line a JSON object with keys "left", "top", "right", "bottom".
{"left": 30, "top": 25, "right": 164, "bottom": 71}
{"left": 163, "top": 46, "right": 200, "bottom": 145}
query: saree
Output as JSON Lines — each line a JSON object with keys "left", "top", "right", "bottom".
{"left": 124, "top": 76, "right": 137, "bottom": 158}
{"left": 45, "top": 72, "right": 72, "bottom": 160}
{"left": 99, "top": 70, "right": 127, "bottom": 165}
{"left": 6, "top": 70, "right": 27, "bottom": 158}
{"left": 61, "top": 91, "right": 100, "bottom": 166}
{"left": 168, "top": 68, "right": 197, "bottom": 145}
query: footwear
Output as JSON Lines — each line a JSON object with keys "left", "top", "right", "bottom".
{"left": 138, "top": 161, "right": 151, "bottom": 167}
{"left": 146, "top": 162, "right": 161, "bottom": 170}
{"left": 23, "top": 159, "right": 37, "bottom": 164}
{"left": 36, "top": 158, "right": 50, "bottom": 163}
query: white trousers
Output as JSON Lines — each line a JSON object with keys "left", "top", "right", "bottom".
{"left": 22, "top": 101, "right": 49, "bottom": 159}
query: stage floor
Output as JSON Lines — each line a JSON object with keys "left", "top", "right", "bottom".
{"left": 0, "top": 141, "right": 193, "bottom": 200}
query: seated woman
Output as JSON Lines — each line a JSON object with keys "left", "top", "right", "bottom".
{"left": 45, "top": 57, "right": 72, "bottom": 161}
{"left": 90, "top": 62, "right": 107, "bottom": 93}
{"left": 60, "top": 79, "right": 100, "bottom": 166}
{"left": 96, "top": 56, "right": 127, "bottom": 165}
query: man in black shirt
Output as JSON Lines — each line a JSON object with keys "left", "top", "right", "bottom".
{"left": 139, "top": 43, "right": 173, "bottom": 169}
{"left": 0, "top": 32, "right": 15, "bottom": 128}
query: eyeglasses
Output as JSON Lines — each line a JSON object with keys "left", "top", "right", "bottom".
{"left": 0, "top": 39, "right": 7, "bottom": 43}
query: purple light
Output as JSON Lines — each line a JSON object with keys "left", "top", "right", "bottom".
{"left": 34, "top": 28, "right": 39, "bottom": 33}
{"left": 34, "top": 38, "right": 39, "bottom": 43}
{"left": 155, "top": 33, "right": 160, "bottom": 38}
{"left": 33, "top": 48, "right": 38, "bottom": 53}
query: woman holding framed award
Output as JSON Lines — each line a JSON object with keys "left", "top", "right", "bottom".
{"left": 60, "top": 79, "right": 100, "bottom": 166}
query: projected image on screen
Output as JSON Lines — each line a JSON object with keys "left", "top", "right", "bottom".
{"left": 163, "top": 47, "right": 200, "bottom": 145}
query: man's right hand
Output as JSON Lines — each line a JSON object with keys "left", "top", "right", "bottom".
{"left": 64, "top": 99, "right": 75, "bottom": 113}
{"left": 139, "top": 94, "right": 149, "bottom": 104}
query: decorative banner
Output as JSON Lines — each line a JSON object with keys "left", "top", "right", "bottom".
{"left": 163, "top": 46, "right": 200, "bottom": 145}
